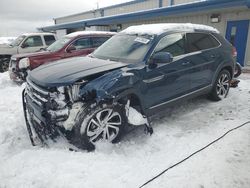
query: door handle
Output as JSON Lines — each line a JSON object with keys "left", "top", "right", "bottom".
{"left": 182, "top": 61, "right": 190, "bottom": 66}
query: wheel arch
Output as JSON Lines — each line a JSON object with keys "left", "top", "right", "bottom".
{"left": 212, "top": 62, "right": 234, "bottom": 86}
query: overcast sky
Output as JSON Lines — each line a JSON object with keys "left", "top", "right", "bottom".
{"left": 0, "top": 0, "right": 131, "bottom": 37}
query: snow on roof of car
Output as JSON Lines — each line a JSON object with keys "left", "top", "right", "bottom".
{"left": 23, "top": 32, "right": 56, "bottom": 36}
{"left": 66, "top": 31, "right": 116, "bottom": 38}
{"left": 121, "top": 23, "right": 219, "bottom": 35}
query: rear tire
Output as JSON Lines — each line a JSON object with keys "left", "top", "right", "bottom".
{"left": 234, "top": 62, "right": 242, "bottom": 78}
{"left": 73, "top": 102, "right": 126, "bottom": 151}
{"left": 209, "top": 69, "right": 231, "bottom": 101}
{"left": 0, "top": 56, "right": 10, "bottom": 72}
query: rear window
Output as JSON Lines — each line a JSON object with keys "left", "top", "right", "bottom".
{"left": 44, "top": 35, "right": 56, "bottom": 46}
{"left": 91, "top": 37, "right": 110, "bottom": 47}
{"left": 186, "top": 33, "right": 220, "bottom": 53}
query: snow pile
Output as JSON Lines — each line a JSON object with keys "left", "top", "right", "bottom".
{"left": 122, "top": 23, "right": 219, "bottom": 35}
{"left": 128, "top": 107, "right": 148, "bottom": 125}
{"left": 0, "top": 72, "right": 250, "bottom": 188}
{"left": 0, "top": 37, "right": 16, "bottom": 45}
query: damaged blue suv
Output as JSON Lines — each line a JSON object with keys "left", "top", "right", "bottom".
{"left": 23, "top": 24, "right": 235, "bottom": 150}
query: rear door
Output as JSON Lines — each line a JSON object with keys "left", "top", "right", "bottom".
{"left": 185, "top": 32, "right": 221, "bottom": 91}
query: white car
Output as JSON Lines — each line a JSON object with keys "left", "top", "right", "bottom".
{"left": 0, "top": 32, "right": 56, "bottom": 72}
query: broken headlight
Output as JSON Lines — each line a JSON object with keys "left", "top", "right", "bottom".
{"left": 68, "top": 80, "right": 87, "bottom": 102}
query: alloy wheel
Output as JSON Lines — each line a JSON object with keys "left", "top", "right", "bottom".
{"left": 86, "top": 108, "right": 122, "bottom": 143}
{"left": 216, "top": 73, "right": 230, "bottom": 98}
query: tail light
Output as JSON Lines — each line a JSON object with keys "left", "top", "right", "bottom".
{"left": 232, "top": 46, "right": 237, "bottom": 57}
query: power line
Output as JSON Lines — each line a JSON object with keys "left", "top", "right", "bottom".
{"left": 139, "top": 120, "right": 250, "bottom": 188}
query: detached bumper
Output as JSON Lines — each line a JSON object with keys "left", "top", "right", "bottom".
{"left": 22, "top": 89, "right": 60, "bottom": 146}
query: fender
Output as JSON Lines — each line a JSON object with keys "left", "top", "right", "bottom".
{"left": 79, "top": 68, "right": 145, "bottom": 109}
{"left": 212, "top": 60, "right": 233, "bottom": 86}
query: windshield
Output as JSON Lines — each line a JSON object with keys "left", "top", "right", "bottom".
{"left": 92, "top": 34, "right": 154, "bottom": 63}
{"left": 10, "top": 35, "right": 26, "bottom": 46}
{"left": 47, "top": 37, "right": 71, "bottom": 52}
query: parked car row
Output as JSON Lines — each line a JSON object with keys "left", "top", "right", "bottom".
{"left": 1, "top": 23, "right": 237, "bottom": 151}
{"left": 8, "top": 31, "right": 115, "bottom": 83}
{"left": 0, "top": 33, "right": 56, "bottom": 72}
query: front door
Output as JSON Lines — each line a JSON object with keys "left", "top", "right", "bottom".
{"left": 226, "top": 20, "right": 249, "bottom": 66}
{"left": 142, "top": 33, "right": 191, "bottom": 109}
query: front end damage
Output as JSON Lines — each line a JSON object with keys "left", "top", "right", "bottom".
{"left": 22, "top": 78, "right": 88, "bottom": 146}
{"left": 22, "top": 68, "right": 152, "bottom": 147}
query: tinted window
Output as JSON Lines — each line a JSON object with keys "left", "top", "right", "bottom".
{"left": 23, "top": 36, "right": 43, "bottom": 47}
{"left": 44, "top": 35, "right": 56, "bottom": 46}
{"left": 186, "top": 33, "right": 220, "bottom": 53}
{"left": 154, "top": 33, "right": 185, "bottom": 57}
{"left": 47, "top": 37, "right": 71, "bottom": 52}
{"left": 72, "top": 38, "right": 91, "bottom": 50}
{"left": 92, "top": 37, "right": 110, "bottom": 47}
{"left": 93, "top": 34, "right": 153, "bottom": 63}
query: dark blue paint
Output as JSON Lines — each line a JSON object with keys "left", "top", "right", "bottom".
{"left": 41, "top": 0, "right": 250, "bottom": 31}
{"left": 29, "top": 29, "right": 234, "bottom": 114}
{"left": 226, "top": 20, "right": 249, "bottom": 66}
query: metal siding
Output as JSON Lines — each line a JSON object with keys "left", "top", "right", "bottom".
{"left": 104, "top": 0, "right": 158, "bottom": 16}
{"left": 174, "top": 0, "right": 198, "bottom": 5}
{"left": 56, "top": 12, "right": 97, "bottom": 24}
{"left": 246, "top": 23, "right": 250, "bottom": 66}
{"left": 56, "top": 30, "right": 67, "bottom": 39}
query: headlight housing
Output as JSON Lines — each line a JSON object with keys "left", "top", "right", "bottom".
{"left": 19, "top": 58, "right": 30, "bottom": 69}
{"left": 68, "top": 80, "right": 87, "bottom": 102}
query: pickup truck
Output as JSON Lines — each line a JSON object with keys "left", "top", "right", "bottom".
{"left": 0, "top": 32, "right": 56, "bottom": 72}
{"left": 9, "top": 31, "right": 115, "bottom": 83}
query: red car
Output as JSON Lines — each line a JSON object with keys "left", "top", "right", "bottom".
{"left": 9, "top": 31, "right": 115, "bottom": 83}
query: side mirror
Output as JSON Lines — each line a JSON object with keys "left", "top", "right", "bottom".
{"left": 21, "top": 43, "right": 28, "bottom": 48}
{"left": 66, "top": 45, "right": 76, "bottom": 53}
{"left": 151, "top": 52, "right": 173, "bottom": 64}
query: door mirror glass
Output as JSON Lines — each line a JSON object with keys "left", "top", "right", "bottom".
{"left": 66, "top": 45, "right": 76, "bottom": 53}
{"left": 21, "top": 43, "right": 28, "bottom": 48}
{"left": 151, "top": 52, "right": 173, "bottom": 64}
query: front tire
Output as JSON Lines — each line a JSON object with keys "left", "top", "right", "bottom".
{"left": 74, "top": 103, "right": 126, "bottom": 150}
{"left": 0, "top": 56, "right": 10, "bottom": 72}
{"left": 209, "top": 69, "right": 231, "bottom": 101}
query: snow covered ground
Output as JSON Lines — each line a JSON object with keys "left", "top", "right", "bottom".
{"left": 0, "top": 72, "right": 250, "bottom": 188}
{"left": 0, "top": 37, "right": 16, "bottom": 45}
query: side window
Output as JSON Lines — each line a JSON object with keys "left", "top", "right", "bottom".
{"left": 71, "top": 38, "right": 91, "bottom": 50}
{"left": 22, "top": 36, "right": 43, "bottom": 47}
{"left": 92, "top": 37, "right": 110, "bottom": 47}
{"left": 186, "top": 33, "right": 220, "bottom": 53}
{"left": 154, "top": 33, "right": 185, "bottom": 57}
{"left": 44, "top": 35, "right": 56, "bottom": 46}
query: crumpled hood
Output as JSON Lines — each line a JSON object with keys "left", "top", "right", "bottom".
{"left": 0, "top": 44, "right": 17, "bottom": 55}
{"left": 28, "top": 56, "right": 127, "bottom": 88}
